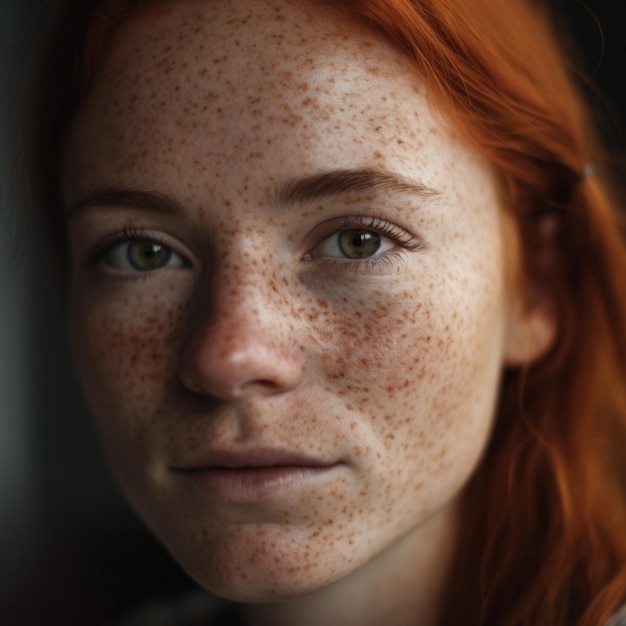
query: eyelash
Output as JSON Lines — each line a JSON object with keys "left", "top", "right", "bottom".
{"left": 306, "top": 215, "right": 422, "bottom": 268}
{"left": 86, "top": 226, "right": 172, "bottom": 267}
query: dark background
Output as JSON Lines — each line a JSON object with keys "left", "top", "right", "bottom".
{"left": 0, "top": 1, "right": 624, "bottom": 625}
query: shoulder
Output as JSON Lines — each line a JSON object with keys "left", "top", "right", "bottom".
{"left": 110, "top": 589, "right": 241, "bottom": 626}
{"left": 606, "top": 603, "right": 626, "bottom": 626}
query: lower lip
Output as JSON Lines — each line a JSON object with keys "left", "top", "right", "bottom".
{"left": 177, "top": 465, "right": 339, "bottom": 503}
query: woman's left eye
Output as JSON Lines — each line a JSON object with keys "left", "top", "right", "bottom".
{"left": 104, "top": 239, "right": 186, "bottom": 272}
{"left": 310, "top": 228, "right": 397, "bottom": 260}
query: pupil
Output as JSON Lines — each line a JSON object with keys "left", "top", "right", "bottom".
{"left": 129, "top": 241, "right": 171, "bottom": 270}
{"left": 339, "top": 229, "right": 381, "bottom": 259}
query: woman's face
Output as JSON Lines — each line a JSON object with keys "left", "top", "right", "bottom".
{"left": 62, "top": 0, "right": 533, "bottom": 602}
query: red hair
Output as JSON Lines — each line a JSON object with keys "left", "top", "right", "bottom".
{"left": 334, "top": 1, "right": 626, "bottom": 624}
{"left": 26, "top": 0, "right": 626, "bottom": 624}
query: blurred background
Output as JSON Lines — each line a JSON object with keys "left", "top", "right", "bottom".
{"left": 0, "top": 1, "right": 209, "bottom": 624}
{"left": 0, "top": 0, "right": 624, "bottom": 624}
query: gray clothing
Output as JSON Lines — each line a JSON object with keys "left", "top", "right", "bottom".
{"left": 113, "top": 590, "right": 626, "bottom": 626}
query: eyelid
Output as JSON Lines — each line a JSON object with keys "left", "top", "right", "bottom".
{"left": 304, "top": 215, "right": 423, "bottom": 260}
{"left": 85, "top": 226, "right": 190, "bottom": 270}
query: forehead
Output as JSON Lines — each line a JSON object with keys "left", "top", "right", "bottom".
{"left": 63, "top": 0, "right": 485, "bottom": 209}
{"left": 99, "top": 0, "right": 417, "bottom": 94}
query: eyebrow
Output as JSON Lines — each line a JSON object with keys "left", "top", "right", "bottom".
{"left": 274, "top": 168, "right": 439, "bottom": 206}
{"left": 66, "top": 168, "right": 439, "bottom": 219}
{"left": 66, "top": 187, "right": 184, "bottom": 219}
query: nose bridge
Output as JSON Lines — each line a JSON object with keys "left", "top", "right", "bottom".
{"left": 211, "top": 240, "right": 287, "bottom": 325}
{"left": 209, "top": 267, "right": 275, "bottom": 343}
{"left": 196, "top": 219, "right": 294, "bottom": 343}
{"left": 179, "top": 246, "right": 302, "bottom": 399}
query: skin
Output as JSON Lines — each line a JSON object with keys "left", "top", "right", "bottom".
{"left": 62, "top": 1, "right": 554, "bottom": 624}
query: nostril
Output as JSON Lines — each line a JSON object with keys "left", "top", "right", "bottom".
{"left": 241, "top": 378, "right": 286, "bottom": 394}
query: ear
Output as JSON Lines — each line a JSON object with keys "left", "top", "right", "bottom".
{"left": 503, "top": 294, "right": 557, "bottom": 366}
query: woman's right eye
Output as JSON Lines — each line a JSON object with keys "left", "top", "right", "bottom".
{"left": 102, "top": 239, "right": 186, "bottom": 273}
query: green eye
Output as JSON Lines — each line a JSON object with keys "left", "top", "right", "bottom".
{"left": 127, "top": 241, "right": 173, "bottom": 271}
{"left": 337, "top": 229, "right": 382, "bottom": 259}
{"left": 312, "top": 227, "right": 392, "bottom": 261}
{"left": 104, "top": 239, "right": 185, "bottom": 272}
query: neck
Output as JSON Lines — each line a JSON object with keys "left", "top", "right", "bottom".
{"left": 242, "top": 503, "right": 458, "bottom": 626}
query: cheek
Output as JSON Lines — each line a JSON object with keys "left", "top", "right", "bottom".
{"left": 318, "top": 282, "right": 502, "bottom": 412}
{"left": 71, "top": 281, "right": 187, "bottom": 454}
{"left": 312, "top": 254, "right": 505, "bottom": 496}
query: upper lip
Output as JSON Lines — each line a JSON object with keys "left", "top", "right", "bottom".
{"left": 171, "top": 447, "right": 339, "bottom": 471}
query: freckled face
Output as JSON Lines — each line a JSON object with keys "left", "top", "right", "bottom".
{"left": 63, "top": 0, "right": 511, "bottom": 602}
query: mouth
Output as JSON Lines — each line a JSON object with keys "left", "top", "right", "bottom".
{"left": 171, "top": 448, "right": 342, "bottom": 503}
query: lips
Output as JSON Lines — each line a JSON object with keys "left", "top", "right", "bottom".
{"left": 171, "top": 447, "right": 342, "bottom": 503}
{"left": 173, "top": 446, "right": 336, "bottom": 471}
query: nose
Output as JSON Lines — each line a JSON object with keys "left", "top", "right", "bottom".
{"left": 178, "top": 279, "right": 304, "bottom": 401}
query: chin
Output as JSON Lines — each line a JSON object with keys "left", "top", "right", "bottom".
{"left": 180, "top": 558, "right": 338, "bottom": 604}
{"left": 151, "top": 523, "right": 344, "bottom": 604}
